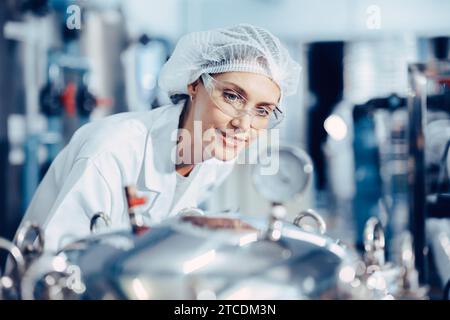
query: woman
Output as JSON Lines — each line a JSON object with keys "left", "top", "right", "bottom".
{"left": 16, "top": 24, "right": 301, "bottom": 252}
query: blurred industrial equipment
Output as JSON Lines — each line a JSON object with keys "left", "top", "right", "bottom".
{"left": 0, "top": 145, "right": 431, "bottom": 300}
{"left": 1, "top": 0, "right": 172, "bottom": 233}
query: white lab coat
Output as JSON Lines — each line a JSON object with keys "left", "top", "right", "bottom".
{"left": 16, "top": 103, "right": 236, "bottom": 252}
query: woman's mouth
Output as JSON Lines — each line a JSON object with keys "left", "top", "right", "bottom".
{"left": 216, "top": 129, "right": 247, "bottom": 148}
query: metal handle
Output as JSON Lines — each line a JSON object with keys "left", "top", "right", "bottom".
{"left": 90, "top": 212, "right": 112, "bottom": 233}
{"left": 293, "top": 209, "right": 327, "bottom": 235}
{"left": 178, "top": 207, "right": 205, "bottom": 216}
{"left": 20, "top": 255, "right": 85, "bottom": 300}
{"left": 363, "top": 217, "right": 385, "bottom": 266}
{"left": 0, "top": 238, "right": 26, "bottom": 277}
{"left": 0, "top": 237, "right": 26, "bottom": 298}
{"left": 15, "top": 222, "right": 45, "bottom": 256}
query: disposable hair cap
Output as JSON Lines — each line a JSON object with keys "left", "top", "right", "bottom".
{"left": 159, "top": 23, "right": 301, "bottom": 101}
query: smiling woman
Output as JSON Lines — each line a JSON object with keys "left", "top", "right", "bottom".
{"left": 159, "top": 24, "right": 301, "bottom": 171}
{"left": 14, "top": 23, "right": 301, "bottom": 252}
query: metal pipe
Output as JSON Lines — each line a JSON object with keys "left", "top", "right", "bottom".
{"left": 407, "top": 63, "right": 428, "bottom": 284}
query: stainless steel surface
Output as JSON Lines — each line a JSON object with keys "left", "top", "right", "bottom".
{"left": 60, "top": 213, "right": 355, "bottom": 300}
{"left": 3, "top": 210, "right": 432, "bottom": 300}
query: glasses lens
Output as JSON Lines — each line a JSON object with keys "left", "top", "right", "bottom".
{"left": 251, "top": 107, "right": 284, "bottom": 129}
{"left": 203, "top": 73, "right": 245, "bottom": 114}
{"left": 202, "top": 74, "right": 284, "bottom": 129}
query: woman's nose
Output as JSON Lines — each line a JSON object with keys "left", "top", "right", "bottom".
{"left": 231, "top": 113, "right": 252, "bottom": 130}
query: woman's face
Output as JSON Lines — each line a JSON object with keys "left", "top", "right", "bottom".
{"left": 185, "top": 71, "right": 281, "bottom": 162}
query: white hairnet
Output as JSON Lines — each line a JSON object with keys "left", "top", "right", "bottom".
{"left": 159, "top": 24, "right": 301, "bottom": 102}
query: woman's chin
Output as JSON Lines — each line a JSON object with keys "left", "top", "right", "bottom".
{"left": 214, "top": 154, "right": 236, "bottom": 162}
{"left": 212, "top": 143, "right": 244, "bottom": 162}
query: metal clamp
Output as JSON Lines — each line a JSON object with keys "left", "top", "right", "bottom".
{"left": 15, "top": 222, "right": 45, "bottom": 256}
{"left": 363, "top": 217, "right": 385, "bottom": 266}
{"left": 293, "top": 209, "right": 327, "bottom": 235}
{"left": 90, "top": 212, "right": 112, "bottom": 233}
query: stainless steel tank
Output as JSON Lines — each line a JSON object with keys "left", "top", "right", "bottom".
{"left": 57, "top": 212, "right": 355, "bottom": 300}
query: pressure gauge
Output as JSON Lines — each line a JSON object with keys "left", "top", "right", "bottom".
{"left": 252, "top": 145, "right": 313, "bottom": 203}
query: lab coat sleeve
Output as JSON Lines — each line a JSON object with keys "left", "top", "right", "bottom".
{"left": 42, "top": 157, "right": 113, "bottom": 252}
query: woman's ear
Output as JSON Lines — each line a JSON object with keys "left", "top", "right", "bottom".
{"left": 187, "top": 79, "right": 200, "bottom": 97}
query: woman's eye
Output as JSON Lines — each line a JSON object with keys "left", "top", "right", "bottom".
{"left": 223, "top": 91, "right": 241, "bottom": 103}
{"left": 255, "top": 107, "right": 271, "bottom": 117}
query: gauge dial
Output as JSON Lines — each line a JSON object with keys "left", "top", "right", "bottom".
{"left": 252, "top": 145, "right": 313, "bottom": 203}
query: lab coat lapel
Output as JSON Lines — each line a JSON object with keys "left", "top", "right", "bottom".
{"left": 140, "top": 104, "right": 183, "bottom": 222}
{"left": 169, "top": 159, "right": 219, "bottom": 216}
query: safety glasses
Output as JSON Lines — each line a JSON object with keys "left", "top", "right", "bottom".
{"left": 201, "top": 73, "right": 284, "bottom": 129}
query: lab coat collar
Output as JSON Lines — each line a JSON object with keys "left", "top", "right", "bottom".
{"left": 142, "top": 103, "right": 183, "bottom": 193}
